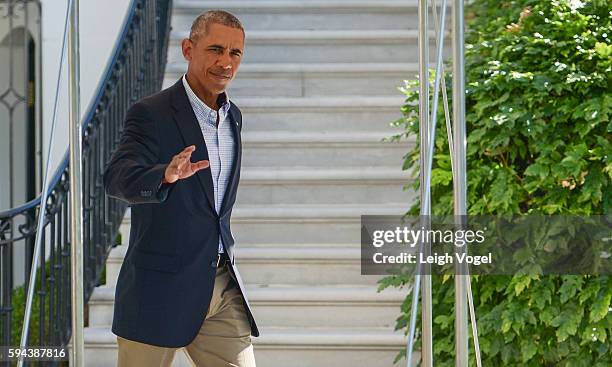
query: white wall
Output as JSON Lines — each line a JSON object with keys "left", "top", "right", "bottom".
{"left": 0, "top": 2, "right": 42, "bottom": 211}
{"left": 8, "top": 0, "right": 132, "bottom": 287}
{"left": 41, "top": 0, "right": 132, "bottom": 179}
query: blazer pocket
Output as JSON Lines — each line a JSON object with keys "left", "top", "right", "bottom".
{"left": 131, "top": 249, "right": 181, "bottom": 273}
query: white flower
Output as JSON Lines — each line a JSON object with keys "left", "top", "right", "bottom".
{"left": 568, "top": 0, "right": 585, "bottom": 11}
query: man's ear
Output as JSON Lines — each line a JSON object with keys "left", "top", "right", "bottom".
{"left": 181, "top": 38, "right": 192, "bottom": 61}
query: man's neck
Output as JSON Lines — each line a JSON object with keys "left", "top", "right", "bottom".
{"left": 185, "top": 73, "right": 219, "bottom": 111}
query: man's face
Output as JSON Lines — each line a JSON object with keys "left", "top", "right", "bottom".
{"left": 182, "top": 23, "right": 244, "bottom": 95}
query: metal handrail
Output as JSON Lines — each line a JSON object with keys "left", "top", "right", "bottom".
{"left": 0, "top": 0, "right": 173, "bottom": 363}
{"left": 0, "top": 0, "right": 174, "bottom": 219}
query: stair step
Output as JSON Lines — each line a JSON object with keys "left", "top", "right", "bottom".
{"left": 230, "top": 204, "right": 406, "bottom": 245}
{"left": 254, "top": 327, "right": 409, "bottom": 367}
{"left": 175, "top": 29, "right": 422, "bottom": 41}
{"left": 246, "top": 285, "right": 407, "bottom": 328}
{"left": 237, "top": 246, "right": 378, "bottom": 285}
{"left": 173, "top": 0, "right": 419, "bottom": 31}
{"left": 242, "top": 131, "right": 410, "bottom": 169}
{"left": 83, "top": 326, "right": 412, "bottom": 367}
{"left": 232, "top": 203, "right": 406, "bottom": 219}
{"left": 105, "top": 245, "right": 127, "bottom": 286}
{"left": 237, "top": 95, "right": 403, "bottom": 108}
{"left": 166, "top": 63, "right": 417, "bottom": 83}
{"left": 81, "top": 327, "right": 194, "bottom": 367}
{"left": 89, "top": 284, "right": 409, "bottom": 328}
{"left": 164, "top": 61, "right": 417, "bottom": 96}
{"left": 241, "top": 149, "right": 406, "bottom": 167}
{"left": 119, "top": 204, "right": 406, "bottom": 246}
{"left": 106, "top": 246, "right": 379, "bottom": 286}
{"left": 242, "top": 131, "right": 403, "bottom": 142}
{"left": 168, "top": 29, "right": 447, "bottom": 64}
{"left": 238, "top": 167, "right": 413, "bottom": 205}
{"left": 235, "top": 95, "right": 405, "bottom": 134}
{"left": 242, "top": 167, "right": 408, "bottom": 178}
{"left": 88, "top": 286, "right": 116, "bottom": 327}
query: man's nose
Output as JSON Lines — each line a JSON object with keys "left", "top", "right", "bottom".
{"left": 217, "top": 51, "right": 232, "bottom": 68}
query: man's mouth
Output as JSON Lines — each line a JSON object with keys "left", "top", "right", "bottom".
{"left": 210, "top": 71, "right": 231, "bottom": 80}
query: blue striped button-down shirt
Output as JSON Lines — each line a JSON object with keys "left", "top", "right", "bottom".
{"left": 182, "top": 75, "right": 235, "bottom": 254}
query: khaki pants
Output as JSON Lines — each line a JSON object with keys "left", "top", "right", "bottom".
{"left": 117, "top": 263, "right": 256, "bottom": 367}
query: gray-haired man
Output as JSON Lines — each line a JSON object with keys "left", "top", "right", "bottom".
{"left": 104, "top": 10, "right": 257, "bottom": 367}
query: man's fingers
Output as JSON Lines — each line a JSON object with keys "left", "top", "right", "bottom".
{"left": 167, "top": 150, "right": 207, "bottom": 180}
{"left": 178, "top": 160, "right": 209, "bottom": 178}
{"left": 192, "top": 160, "right": 210, "bottom": 172}
{"left": 179, "top": 145, "right": 196, "bottom": 157}
{"left": 165, "top": 147, "right": 196, "bottom": 183}
{"left": 173, "top": 146, "right": 194, "bottom": 160}
{"left": 176, "top": 154, "right": 193, "bottom": 168}
{"left": 176, "top": 145, "right": 196, "bottom": 160}
{"left": 177, "top": 151, "right": 192, "bottom": 160}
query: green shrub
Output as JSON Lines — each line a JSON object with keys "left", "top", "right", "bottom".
{"left": 380, "top": 0, "right": 611, "bottom": 365}
{"left": 10, "top": 233, "right": 120, "bottom": 350}
{"left": 10, "top": 262, "right": 52, "bottom": 348}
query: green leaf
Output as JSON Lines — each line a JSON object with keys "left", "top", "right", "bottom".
{"left": 524, "top": 163, "right": 549, "bottom": 180}
{"left": 589, "top": 292, "right": 611, "bottom": 323}
{"left": 594, "top": 42, "right": 612, "bottom": 58}
{"left": 520, "top": 337, "right": 538, "bottom": 362}
{"left": 514, "top": 276, "right": 532, "bottom": 296}
{"left": 559, "top": 276, "right": 584, "bottom": 304}
{"left": 551, "top": 305, "right": 584, "bottom": 342}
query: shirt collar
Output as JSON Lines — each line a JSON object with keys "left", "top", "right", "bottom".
{"left": 182, "top": 74, "right": 231, "bottom": 126}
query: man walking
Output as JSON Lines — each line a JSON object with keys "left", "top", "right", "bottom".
{"left": 103, "top": 10, "right": 258, "bottom": 367}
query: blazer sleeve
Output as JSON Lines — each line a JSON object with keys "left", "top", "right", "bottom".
{"left": 103, "top": 102, "right": 174, "bottom": 204}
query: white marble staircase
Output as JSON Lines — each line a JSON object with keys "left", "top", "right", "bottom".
{"left": 83, "top": 0, "right": 428, "bottom": 366}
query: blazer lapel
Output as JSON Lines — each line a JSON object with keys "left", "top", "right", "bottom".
{"left": 220, "top": 104, "right": 242, "bottom": 216}
{"left": 169, "top": 80, "right": 216, "bottom": 214}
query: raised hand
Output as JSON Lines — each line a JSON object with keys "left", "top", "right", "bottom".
{"left": 163, "top": 145, "right": 209, "bottom": 184}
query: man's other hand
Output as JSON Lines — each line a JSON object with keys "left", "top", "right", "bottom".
{"left": 163, "top": 145, "right": 209, "bottom": 184}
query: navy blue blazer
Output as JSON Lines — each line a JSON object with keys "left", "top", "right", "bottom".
{"left": 103, "top": 79, "right": 259, "bottom": 348}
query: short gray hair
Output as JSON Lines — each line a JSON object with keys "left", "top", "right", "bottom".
{"left": 189, "top": 10, "right": 244, "bottom": 42}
